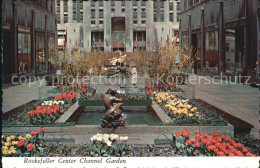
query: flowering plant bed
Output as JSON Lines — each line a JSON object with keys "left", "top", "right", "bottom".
{"left": 47, "top": 84, "right": 92, "bottom": 93}
{"left": 79, "top": 93, "right": 152, "bottom": 106}
{"left": 3, "top": 129, "right": 257, "bottom": 157}
{"left": 153, "top": 92, "right": 227, "bottom": 126}
{"left": 145, "top": 82, "right": 184, "bottom": 94}
{"left": 3, "top": 92, "right": 77, "bottom": 126}
{"left": 2, "top": 127, "right": 46, "bottom": 157}
{"left": 172, "top": 129, "right": 257, "bottom": 157}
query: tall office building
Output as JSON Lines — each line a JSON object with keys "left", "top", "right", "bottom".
{"left": 55, "top": 0, "right": 181, "bottom": 52}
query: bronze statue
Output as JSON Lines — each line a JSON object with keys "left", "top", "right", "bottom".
{"left": 101, "top": 89, "right": 126, "bottom": 129}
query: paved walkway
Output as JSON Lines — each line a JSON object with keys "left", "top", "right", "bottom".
{"left": 191, "top": 75, "right": 259, "bottom": 137}
{"left": 2, "top": 75, "right": 259, "bottom": 137}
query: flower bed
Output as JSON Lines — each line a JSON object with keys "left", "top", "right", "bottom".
{"left": 3, "top": 92, "right": 77, "bottom": 126}
{"left": 153, "top": 92, "right": 227, "bottom": 126}
{"left": 145, "top": 82, "right": 184, "bottom": 94}
{"left": 2, "top": 128, "right": 46, "bottom": 157}
{"left": 3, "top": 129, "right": 257, "bottom": 157}
{"left": 172, "top": 129, "right": 257, "bottom": 157}
{"left": 47, "top": 84, "right": 92, "bottom": 94}
{"left": 79, "top": 93, "right": 152, "bottom": 106}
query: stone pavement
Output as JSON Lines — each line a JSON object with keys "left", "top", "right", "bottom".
{"left": 2, "top": 74, "right": 259, "bottom": 137}
{"left": 190, "top": 75, "right": 259, "bottom": 137}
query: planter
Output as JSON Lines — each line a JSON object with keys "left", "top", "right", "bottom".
{"left": 78, "top": 99, "right": 152, "bottom": 106}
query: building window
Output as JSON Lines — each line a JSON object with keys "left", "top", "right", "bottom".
{"left": 18, "top": 33, "right": 32, "bottom": 74}
{"left": 170, "top": 13, "right": 173, "bottom": 22}
{"left": 205, "top": 31, "right": 219, "bottom": 73}
{"left": 111, "top": 8, "right": 115, "bottom": 12}
{"left": 154, "top": 14, "right": 157, "bottom": 22}
{"left": 91, "top": 20, "right": 95, "bottom": 24}
{"left": 122, "top": 8, "right": 125, "bottom": 12}
{"left": 36, "top": 34, "right": 45, "bottom": 72}
{"left": 80, "top": 13, "right": 83, "bottom": 21}
{"left": 73, "top": 14, "right": 77, "bottom": 20}
{"left": 133, "top": 12, "right": 137, "bottom": 18}
{"left": 160, "top": 1, "right": 164, "bottom": 8}
{"left": 91, "top": 11, "right": 95, "bottom": 18}
{"left": 177, "top": 2, "right": 181, "bottom": 10}
{"left": 111, "top": 0, "right": 115, "bottom": 6}
{"left": 153, "top": 2, "right": 157, "bottom": 8}
{"left": 141, "top": 12, "right": 146, "bottom": 18}
{"left": 141, "top": 20, "right": 146, "bottom": 24}
{"left": 73, "top": 3, "right": 76, "bottom": 9}
{"left": 121, "top": 1, "right": 125, "bottom": 6}
{"left": 176, "top": 13, "right": 180, "bottom": 21}
{"left": 99, "top": 11, "right": 103, "bottom": 18}
{"left": 169, "top": 2, "right": 173, "bottom": 11}
{"left": 141, "top": 0, "right": 146, "bottom": 6}
{"left": 133, "top": 20, "right": 137, "bottom": 24}
{"left": 99, "top": 1, "right": 103, "bottom": 6}
{"left": 64, "top": 16, "right": 68, "bottom": 23}
{"left": 133, "top": 1, "right": 137, "bottom": 6}
{"left": 57, "top": 7, "right": 60, "bottom": 12}
{"left": 99, "top": 20, "right": 103, "bottom": 24}
{"left": 160, "top": 13, "right": 164, "bottom": 22}
{"left": 189, "top": 0, "right": 193, "bottom": 7}
{"left": 91, "top": 1, "right": 95, "bottom": 7}
{"left": 48, "top": 36, "right": 55, "bottom": 71}
{"left": 225, "top": 28, "right": 245, "bottom": 74}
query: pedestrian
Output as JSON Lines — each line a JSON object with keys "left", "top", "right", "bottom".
{"left": 117, "top": 62, "right": 127, "bottom": 88}
{"left": 130, "top": 64, "right": 137, "bottom": 88}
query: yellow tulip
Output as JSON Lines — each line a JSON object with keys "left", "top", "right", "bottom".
{"left": 12, "top": 141, "right": 18, "bottom": 145}
{"left": 191, "top": 107, "right": 197, "bottom": 112}
{"left": 187, "top": 105, "right": 192, "bottom": 109}
{"left": 8, "top": 150, "right": 11, "bottom": 155}
{"left": 1, "top": 135, "right": 5, "bottom": 139}
{"left": 2, "top": 149, "right": 8, "bottom": 155}
{"left": 188, "top": 113, "right": 194, "bottom": 117}
{"left": 25, "top": 134, "right": 32, "bottom": 139}
{"left": 6, "top": 137, "right": 11, "bottom": 142}
{"left": 2, "top": 146, "right": 8, "bottom": 150}
{"left": 18, "top": 135, "right": 23, "bottom": 140}
{"left": 10, "top": 146, "right": 15, "bottom": 151}
{"left": 11, "top": 149, "right": 17, "bottom": 154}
{"left": 10, "top": 135, "right": 16, "bottom": 140}
{"left": 5, "top": 142, "right": 11, "bottom": 147}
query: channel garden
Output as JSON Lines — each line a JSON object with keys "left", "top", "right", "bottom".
{"left": 2, "top": 44, "right": 258, "bottom": 157}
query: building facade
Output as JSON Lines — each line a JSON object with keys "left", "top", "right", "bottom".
{"left": 179, "top": 0, "right": 259, "bottom": 80}
{"left": 1, "top": 0, "right": 56, "bottom": 83}
{"left": 55, "top": 0, "right": 180, "bottom": 52}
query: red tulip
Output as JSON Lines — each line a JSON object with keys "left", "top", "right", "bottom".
{"left": 40, "top": 127, "right": 45, "bottom": 132}
{"left": 195, "top": 143, "right": 201, "bottom": 148}
{"left": 27, "top": 143, "right": 34, "bottom": 151}
{"left": 175, "top": 132, "right": 180, "bottom": 138}
{"left": 242, "top": 147, "right": 248, "bottom": 153}
{"left": 186, "top": 140, "right": 192, "bottom": 146}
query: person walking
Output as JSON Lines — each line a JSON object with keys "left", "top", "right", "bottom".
{"left": 131, "top": 64, "right": 137, "bottom": 88}
{"left": 117, "top": 62, "right": 127, "bottom": 88}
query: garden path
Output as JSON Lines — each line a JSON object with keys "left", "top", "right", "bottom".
{"left": 192, "top": 75, "right": 259, "bottom": 137}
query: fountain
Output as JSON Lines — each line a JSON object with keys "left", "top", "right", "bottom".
{"left": 101, "top": 89, "right": 126, "bottom": 129}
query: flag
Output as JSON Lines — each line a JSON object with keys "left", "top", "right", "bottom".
{"left": 64, "top": 28, "right": 67, "bottom": 47}
{"left": 135, "top": 33, "right": 137, "bottom": 48}
{"left": 167, "top": 34, "right": 169, "bottom": 47}
{"left": 141, "top": 32, "right": 143, "bottom": 47}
